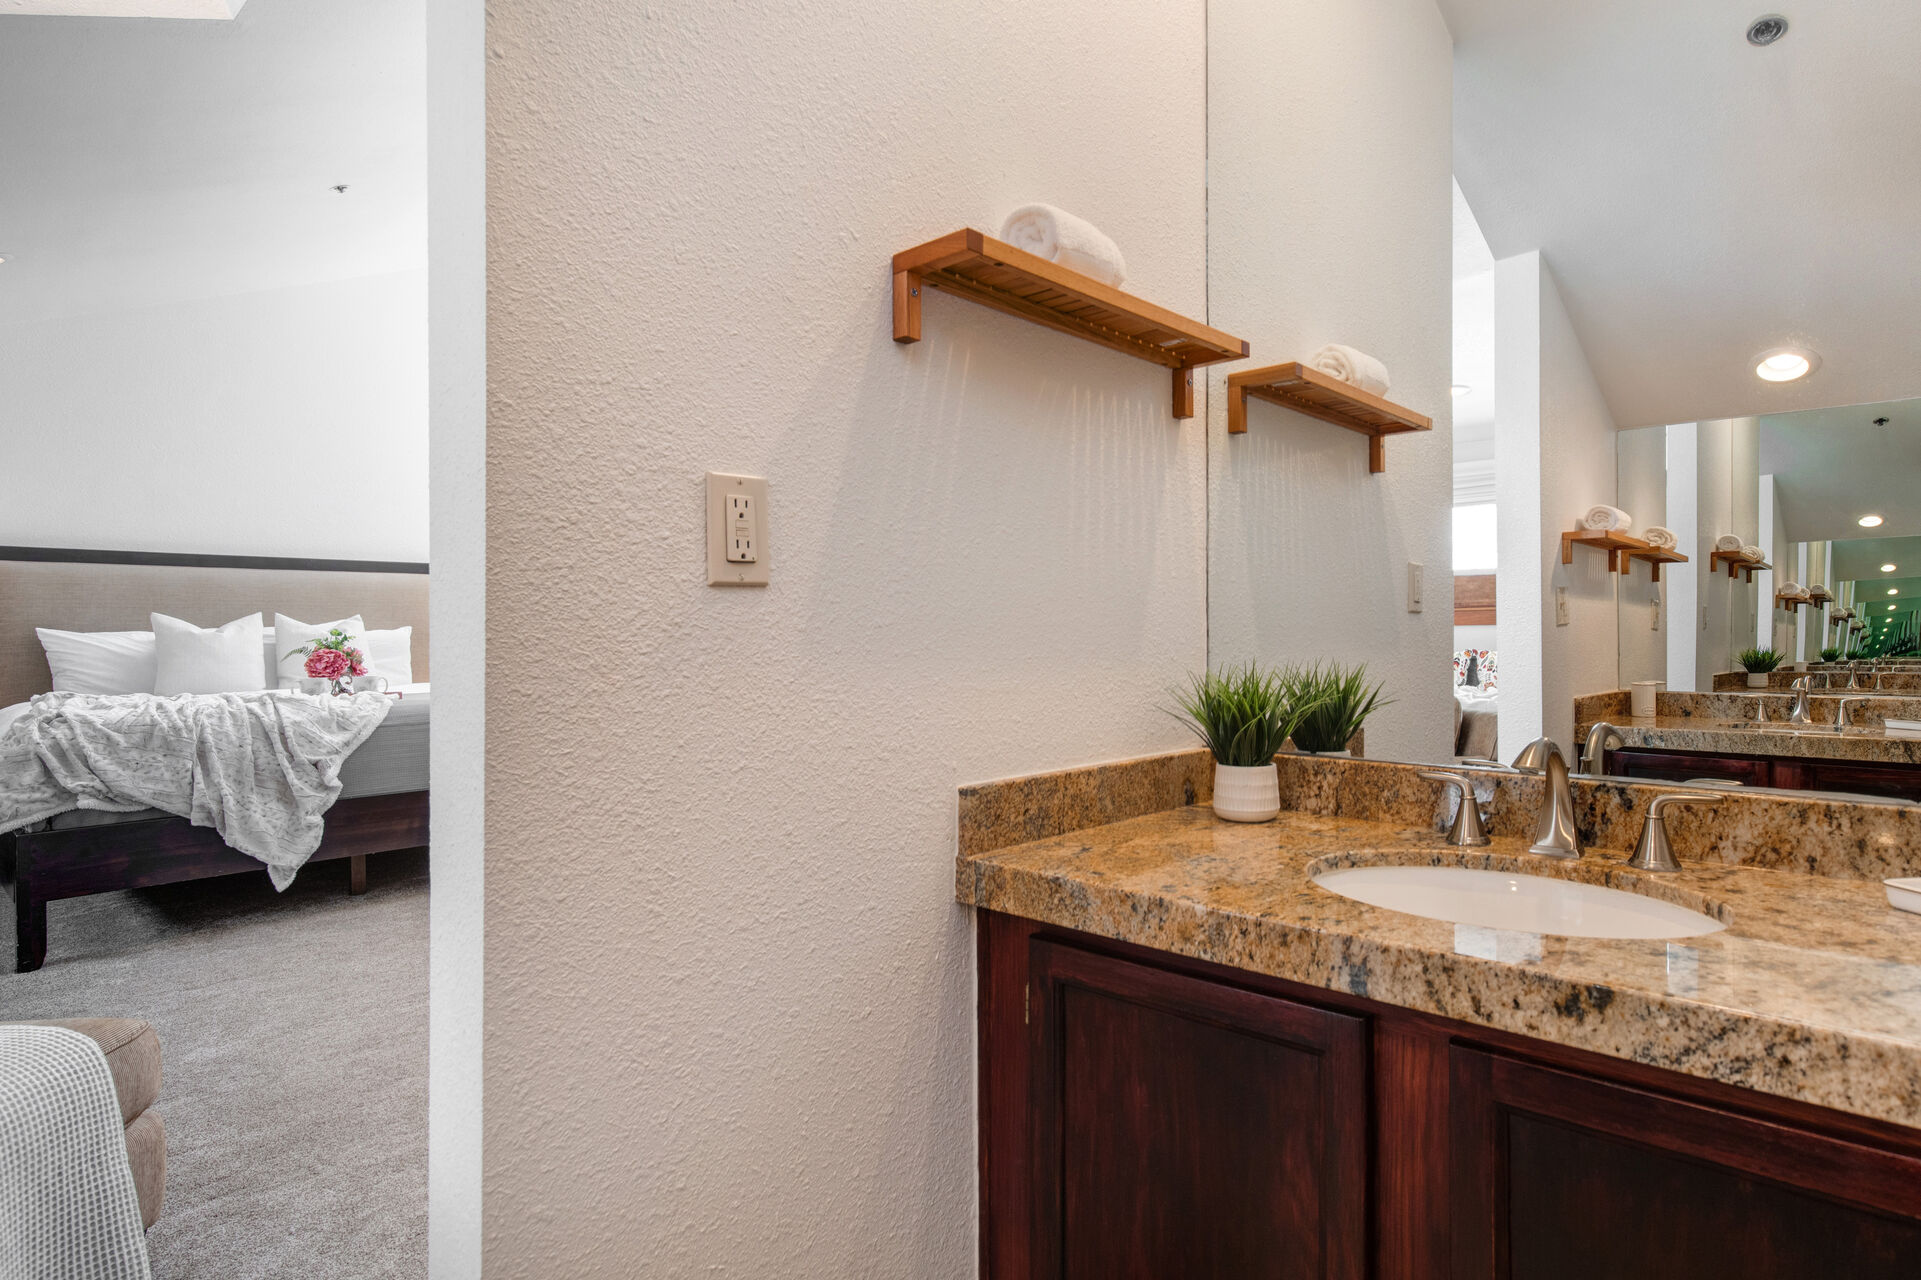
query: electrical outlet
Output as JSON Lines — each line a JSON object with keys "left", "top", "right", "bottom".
{"left": 706, "top": 472, "right": 770, "bottom": 587}
{"left": 1407, "top": 562, "right": 1424, "bottom": 613}
{"left": 725, "top": 493, "right": 756, "bottom": 563}
{"left": 1650, "top": 597, "right": 1661, "bottom": 630}
{"left": 1554, "top": 585, "right": 1569, "bottom": 626}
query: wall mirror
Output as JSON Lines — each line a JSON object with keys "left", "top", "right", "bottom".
{"left": 1206, "top": 6, "right": 1921, "bottom": 803}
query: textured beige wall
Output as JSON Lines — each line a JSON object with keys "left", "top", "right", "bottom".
{"left": 1203, "top": 0, "right": 1456, "bottom": 765}
{"left": 483, "top": 1, "right": 1209, "bottom": 1273}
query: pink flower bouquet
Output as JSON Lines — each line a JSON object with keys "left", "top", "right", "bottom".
{"left": 285, "top": 628, "right": 370, "bottom": 693}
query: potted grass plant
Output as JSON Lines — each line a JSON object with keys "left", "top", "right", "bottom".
{"left": 1820, "top": 646, "right": 1842, "bottom": 664}
{"left": 1285, "top": 662, "right": 1391, "bottom": 756}
{"left": 1738, "top": 646, "right": 1783, "bottom": 688}
{"left": 1169, "top": 663, "right": 1316, "bottom": 822}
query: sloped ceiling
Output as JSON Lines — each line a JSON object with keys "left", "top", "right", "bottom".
{"left": 1441, "top": 0, "right": 1921, "bottom": 428}
{"left": 1759, "top": 397, "right": 1921, "bottom": 542}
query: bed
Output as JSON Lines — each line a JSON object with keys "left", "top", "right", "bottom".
{"left": 0, "top": 547, "right": 430, "bottom": 973}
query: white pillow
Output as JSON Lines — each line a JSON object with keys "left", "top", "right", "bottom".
{"left": 359, "top": 626, "right": 415, "bottom": 683}
{"left": 151, "top": 612, "right": 268, "bottom": 695}
{"left": 272, "top": 614, "right": 364, "bottom": 684}
{"left": 35, "top": 628, "right": 158, "bottom": 695}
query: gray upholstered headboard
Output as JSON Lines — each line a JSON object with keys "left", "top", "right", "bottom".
{"left": 0, "top": 548, "right": 430, "bottom": 706}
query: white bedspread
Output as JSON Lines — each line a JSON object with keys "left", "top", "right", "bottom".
{"left": 0, "top": 691, "right": 389, "bottom": 889}
{"left": 0, "top": 1024, "right": 152, "bottom": 1280}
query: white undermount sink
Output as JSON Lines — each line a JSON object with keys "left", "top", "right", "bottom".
{"left": 1312, "top": 865, "right": 1727, "bottom": 940}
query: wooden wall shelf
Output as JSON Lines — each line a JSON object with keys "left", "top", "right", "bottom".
{"left": 1625, "top": 545, "right": 1688, "bottom": 582}
{"left": 1561, "top": 528, "right": 1649, "bottom": 573}
{"left": 1225, "top": 363, "right": 1431, "bottom": 473}
{"left": 892, "top": 229, "right": 1248, "bottom": 419}
{"left": 1709, "top": 550, "right": 1771, "bottom": 579}
{"left": 1775, "top": 593, "right": 1810, "bottom": 611}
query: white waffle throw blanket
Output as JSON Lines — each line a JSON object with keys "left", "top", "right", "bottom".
{"left": 0, "top": 1025, "right": 152, "bottom": 1280}
{"left": 0, "top": 691, "right": 389, "bottom": 890}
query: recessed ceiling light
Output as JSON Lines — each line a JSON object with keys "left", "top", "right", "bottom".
{"left": 1884, "top": 564, "right": 1900, "bottom": 572}
{"left": 1859, "top": 514, "right": 1885, "bottom": 527}
{"left": 1891, "top": 605, "right": 1899, "bottom": 612}
{"left": 1755, "top": 349, "right": 1814, "bottom": 382}
{"left": 1747, "top": 14, "right": 1789, "bottom": 46}
{"left": 1890, "top": 589, "right": 1901, "bottom": 596}
{"left": 1450, "top": 384, "right": 1470, "bottom": 397}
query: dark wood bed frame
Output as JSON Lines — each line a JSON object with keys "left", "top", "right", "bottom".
{"left": 1, "top": 547, "right": 431, "bottom": 973}
{"left": 4, "top": 792, "right": 429, "bottom": 972}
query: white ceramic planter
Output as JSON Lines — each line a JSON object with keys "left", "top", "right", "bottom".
{"left": 1746, "top": 672, "right": 1770, "bottom": 688}
{"left": 1213, "top": 762, "right": 1280, "bottom": 823}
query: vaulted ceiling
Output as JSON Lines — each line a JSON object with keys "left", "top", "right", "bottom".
{"left": 1441, "top": 0, "right": 1921, "bottom": 429}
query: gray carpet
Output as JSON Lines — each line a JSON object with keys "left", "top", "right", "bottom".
{"left": 1, "top": 849, "right": 429, "bottom": 1279}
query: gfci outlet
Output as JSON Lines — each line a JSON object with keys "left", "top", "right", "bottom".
{"left": 706, "top": 472, "right": 770, "bottom": 586}
{"left": 1406, "top": 562, "right": 1424, "bottom": 613}
{"left": 1554, "top": 586, "right": 1569, "bottom": 626}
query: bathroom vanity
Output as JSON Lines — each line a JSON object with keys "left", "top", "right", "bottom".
{"left": 959, "top": 754, "right": 1921, "bottom": 1278}
{"left": 1577, "top": 690, "right": 1921, "bottom": 801}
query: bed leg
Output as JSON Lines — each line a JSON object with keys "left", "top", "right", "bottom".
{"left": 348, "top": 855, "right": 367, "bottom": 896}
{"left": 15, "top": 889, "right": 46, "bottom": 974}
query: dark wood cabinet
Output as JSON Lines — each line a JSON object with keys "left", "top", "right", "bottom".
{"left": 1607, "top": 746, "right": 1921, "bottom": 801}
{"left": 1028, "top": 940, "right": 1367, "bottom": 1279}
{"left": 1450, "top": 1046, "right": 1921, "bottom": 1278}
{"left": 979, "top": 911, "right": 1921, "bottom": 1279}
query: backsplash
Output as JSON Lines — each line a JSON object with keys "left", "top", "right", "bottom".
{"left": 1712, "top": 670, "right": 1921, "bottom": 693}
{"left": 961, "top": 749, "right": 1921, "bottom": 881}
{"left": 1577, "top": 688, "right": 1921, "bottom": 728}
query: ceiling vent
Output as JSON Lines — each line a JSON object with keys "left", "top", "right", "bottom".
{"left": 1746, "top": 14, "right": 1789, "bottom": 46}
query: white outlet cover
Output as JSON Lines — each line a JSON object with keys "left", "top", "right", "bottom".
{"left": 706, "top": 472, "right": 770, "bottom": 586}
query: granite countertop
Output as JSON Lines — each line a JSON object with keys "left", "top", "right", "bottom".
{"left": 958, "top": 804, "right": 1921, "bottom": 1128}
{"left": 1584, "top": 715, "right": 1921, "bottom": 765}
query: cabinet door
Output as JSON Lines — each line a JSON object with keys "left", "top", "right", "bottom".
{"left": 1028, "top": 941, "right": 1366, "bottom": 1280}
{"left": 1605, "top": 747, "right": 1772, "bottom": 787}
{"left": 1450, "top": 1046, "right": 1921, "bottom": 1279}
{"left": 1793, "top": 759, "right": 1921, "bottom": 802}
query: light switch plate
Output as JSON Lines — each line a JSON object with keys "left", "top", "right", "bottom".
{"left": 1407, "top": 562, "right": 1423, "bottom": 613}
{"left": 1554, "top": 585, "right": 1569, "bottom": 626}
{"left": 707, "top": 472, "right": 769, "bottom": 587}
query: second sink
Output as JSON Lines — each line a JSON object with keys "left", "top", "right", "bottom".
{"left": 1311, "top": 865, "right": 1727, "bottom": 939}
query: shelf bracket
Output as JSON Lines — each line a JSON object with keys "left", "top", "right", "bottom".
{"left": 893, "top": 270, "right": 922, "bottom": 344}
{"left": 1173, "top": 366, "right": 1195, "bottom": 420}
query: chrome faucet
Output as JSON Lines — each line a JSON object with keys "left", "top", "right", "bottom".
{"left": 1527, "top": 747, "right": 1582, "bottom": 859}
{"left": 1580, "top": 721, "right": 1622, "bottom": 775}
{"left": 1629, "top": 791, "right": 1720, "bottom": 873}
{"left": 1847, "top": 661, "right": 1865, "bottom": 690}
{"left": 1835, "top": 696, "right": 1867, "bottom": 730}
{"left": 1787, "top": 676, "right": 1814, "bottom": 725}
{"left": 1420, "top": 770, "right": 1490, "bottom": 846}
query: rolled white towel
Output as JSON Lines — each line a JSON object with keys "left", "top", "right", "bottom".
{"left": 1307, "top": 344, "right": 1391, "bottom": 397}
{"left": 999, "top": 204, "right": 1126, "bottom": 287}
{"left": 1582, "top": 505, "right": 1633, "bottom": 533}
{"left": 1298, "top": 344, "right": 1390, "bottom": 393}
{"left": 1740, "top": 544, "right": 1764, "bottom": 562}
{"left": 1779, "top": 581, "right": 1805, "bottom": 597}
{"left": 1714, "top": 535, "right": 1744, "bottom": 553}
{"left": 1643, "top": 526, "right": 1678, "bottom": 550}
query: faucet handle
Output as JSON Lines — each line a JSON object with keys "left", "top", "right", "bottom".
{"left": 1629, "top": 791, "right": 1721, "bottom": 872}
{"left": 1419, "top": 770, "right": 1491, "bottom": 847}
